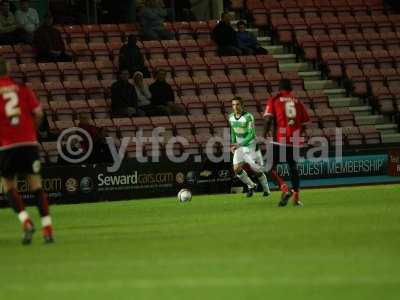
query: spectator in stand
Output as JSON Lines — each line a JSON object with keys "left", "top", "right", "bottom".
{"left": 132, "top": 71, "right": 155, "bottom": 116}
{"left": 149, "top": 69, "right": 186, "bottom": 116}
{"left": 190, "top": 0, "right": 223, "bottom": 21}
{"left": 111, "top": 69, "right": 142, "bottom": 117}
{"left": 119, "top": 34, "right": 150, "bottom": 78}
{"left": 236, "top": 20, "right": 268, "bottom": 55}
{"left": 77, "top": 113, "right": 112, "bottom": 164}
{"left": 138, "top": 0, "right": 173, "bottom": 40}
{"left": 99, "top": 0, "right": 135, "bottom": 23}
{"left": 15, "top": 0, "right": 39, "bottom": 42}
{"left": 38, "top": 111, "right": 58, "bottom": 141}
{"left": 0, "top": 1, "right": 29, "bottom": 45}
{"left": 33, "top": 14, "right": 72, "bottom": 62}
{"left": 212, "top": 12, "right": 251, "bottom": 56}
{"left": 167, "top": 0, "right": 194, "bottom": 21}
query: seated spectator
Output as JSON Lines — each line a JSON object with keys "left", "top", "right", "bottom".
{"left": 139, "top": 0, "right": 174, "bottom": 40}
{"left": 0, "top": 1, "right": 29, "bottom": 45}
{"left": 212, "top": 12, "right": 251, "bottom": 56}
{"left": 15, "top": 0, "right": 39, "bottom": 42}
{"left": 33, "top": 14, "right": 72, "bottom": 62}
{"left": 111, "top": 69, "right": 143, "bottom": 117}
{"left": 190, "top": 0, "right": 223, "bottom": 21}
{"left": 119, "top": 34, "right": 150, "bottom": 78}
{"left": 78, "top": 114, "right": 112, "bottom": 164}
{"left": 132, "top": 71, "right": 155, "bottom": 116}
{"left": 38, "top": 111, "right": 58, "bottom": 141}
{"left": 149, "top": 69, "right": 186, "bottom": 116}
{"left": 169, "top": 0, "right": 194, "bottom": 21}
{"left": 59, "top": 114, "right": 112, "bottom": 165}
{"left": 236, "top": 20, "right": 268, "bottom": 55}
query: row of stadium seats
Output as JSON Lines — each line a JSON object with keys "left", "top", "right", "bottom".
{"left": 294, "top": 31, "right": 400, "bottom": 53}
{"left": 56, "top": 21, "right": 219, "bottom": 43}
{"left": 46, "top": 106, "right": 359, "bottom": 134}
{"left": 249, "top": 0, "right": 387, "bottom": 24}
{"left": 42, "top": 93, "right": 354, "bottom": 125}
{"left": 20, "top": 73, "right": 308, "bottom": 100}
{"left": 246, "top": 0, "right": 384, "bottom": 11}
{"left": 1, "top": 38, "right": 221, "bottom": 64}
{"left": 9, "top": 55, "right": 280, "bottom": 83}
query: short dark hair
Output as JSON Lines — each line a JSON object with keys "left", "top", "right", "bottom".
{"left": 232, "top": 96, "right": 243, "bottom": 105}
{"left": 279, "top": 78, "right": 292, "bottom": 91}
{"left": 221, "top": 12, "right": 229, "bottom": 19}
{"left": 119, "top": 68, "right": 130, "bottom": 77}
{"left": 127, "top": 34, "right": 137, "bottom": 43}
{"left": 237, "top": 20, "right": 246, "bottom": 27}
{"left": 154, "top": 68, "right": 167, "bottom": 77}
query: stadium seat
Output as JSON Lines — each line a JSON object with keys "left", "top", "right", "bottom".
{"left": 63, "top": 81, "right": 86, "bottom": 100}
{"left": 118, "top": 24, "right": 139, "bottom": 40}
{"left": 76, "top": 61, "right": 98, "bottom": 80}
{"left": 101, "top": 24, "right": 122, "bottom": 42}
{"left": 38, "top": 63, "right": 61, "bottom": 82}
{"left": 0, "top": 45, "right": 17, "bottom": 64}
{"left": 64, "top": 25, "right": 85, "bottom": 43}
{"left": 196, "top": 76, "right": 215, "bottom": 95}
{"left": 57, "top": 62, "right": 80, "bottom": 81}
{"left": 168, "top": 58, "right": 190, "bottom": 77}
{"left": 89, "top": 42, "right": 110, "bottom": 60}
{"left": 14, "top": 44, "right": 35, "bottom": 63}
{"left": 87, "top": 98, "right": 109, "bottom": 118}
{"left": 20, "top": 63, "right": 41, "bottom": 82}
{"left": 161, "top": 40, "right": 183, "bottom": 59}
{"left": 70, "top": 43, "right": 92, "bottom": 61}
{"left": 83, "top": 24, "right": 104, "bottom": 43}
{"left": 95, "top": 60, "right": 116, "bottom": 80}
{"left": 45, "top": 81, "right": 66, "bottom": 101}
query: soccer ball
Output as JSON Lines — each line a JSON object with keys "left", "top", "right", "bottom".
{"left": 178, "top": 189, "right": 192, "bottom": 202}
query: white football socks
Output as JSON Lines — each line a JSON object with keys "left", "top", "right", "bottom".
{"left": 41, "top": 216, "right": 52, "bottom": 228}
{"left": 237, "top": 170, "right": 256, "bottom": 189}
{"left": 18, "top": 211, "right": 30, "bottom": 224}
{"left": 257, "top": 173, "right": 271, "bottom": 193}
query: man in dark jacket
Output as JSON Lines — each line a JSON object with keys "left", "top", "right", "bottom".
{"left": 149, "top": 69, "right": 185, "bottom": 116}
{"left": 119, "top": 34, "right": 150, "bottom": 78}
{"left": 111, "top": 69, "right": 142, "bottom": 117}
{"left": 212, "top": 12, "right": 250, "bottom": 56}
{"left": 237, "top": 20, "right": 268, "bottom": 55}
{"left": 33, "top": 14, "right": 72, "bottom": 62}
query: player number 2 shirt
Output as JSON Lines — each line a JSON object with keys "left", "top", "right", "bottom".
{"left": 0, "top": 76, "right": 41, "bottom": 150}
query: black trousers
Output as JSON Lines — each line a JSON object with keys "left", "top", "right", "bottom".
{"left": 272, "top": 144, "right": 300, "bottom": 191}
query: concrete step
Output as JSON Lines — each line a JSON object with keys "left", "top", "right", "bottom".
{"left": 355, "top": 115, "right": 385, "bottom": 126}
{"left": 247, "top": 28, "right": 259, "bottom": 37}
{"left": 279, "top": 62, "right": 309, "bottom": 72}
{"left": 257, "top": 36, "right": 272, "bottom": 46}
{"left": 349, "top": 106, "right": 372, "bottom": 116}
{"left": 323, "top": 88, "right": 347, "bottom": 98}
{"left": 265, "top": 45, "right": 284, "bottom": 55}
{"left": 381, "top": 133, "right": 400, "bottom": 144}
{"left": 304, "top": 80, "right": 336, "bottom": 90}
{"left": 329, "top": 97, "right": 361, "bottom": 108}
{"left": 273, "top": 53, "right": 296, "bottom": 63}
{"left": 376, "top": 123, "right": 399, "bottom": 134}
{"left": 298, "top": 71, "right": 321, "bottom": 81}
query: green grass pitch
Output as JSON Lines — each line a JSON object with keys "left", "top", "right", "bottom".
{"left": 0, "top": 184, "right": 399, "bottom": 300}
